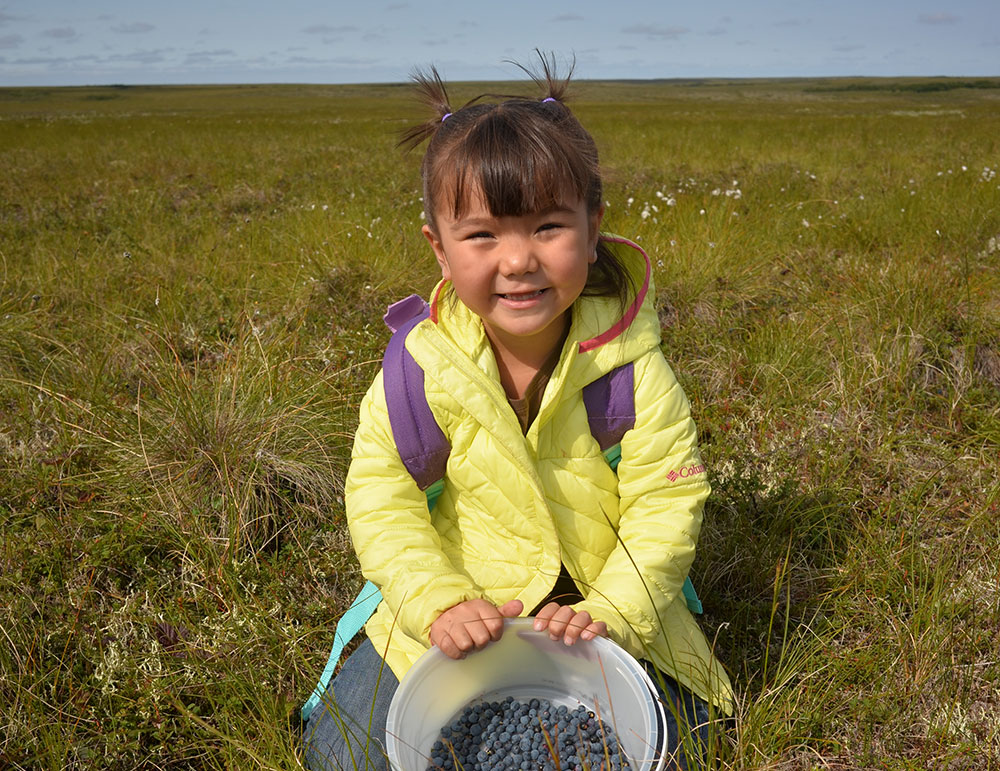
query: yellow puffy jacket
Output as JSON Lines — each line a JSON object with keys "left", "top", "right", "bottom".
{"left": 345, "top": 237, "right": 733, "bottom": 712}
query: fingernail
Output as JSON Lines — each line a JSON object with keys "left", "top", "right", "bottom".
{"left": 533, "top": 620, "right": 543, "bottom": 631}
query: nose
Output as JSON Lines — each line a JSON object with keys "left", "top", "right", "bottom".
{"left": 498, "top": 236, "right": 538, "bottom": 276}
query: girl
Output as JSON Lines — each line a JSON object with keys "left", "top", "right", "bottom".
{"left": 303, "top": 59, "right": 733, "bottom": 770}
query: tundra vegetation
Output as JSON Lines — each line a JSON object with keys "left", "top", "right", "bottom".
{"left": 1, "top": 78, "right": 998, "bottom": 769}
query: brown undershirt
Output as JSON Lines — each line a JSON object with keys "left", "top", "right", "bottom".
{"left": 506, "top": 338, "right": 563, "bottom": 435}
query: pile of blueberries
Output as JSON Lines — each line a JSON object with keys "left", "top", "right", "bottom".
{"left": 425, "top": 696, "right": 633, "bottom": 771}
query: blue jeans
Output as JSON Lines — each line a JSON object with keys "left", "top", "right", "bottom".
{"left": 301, "top": 639, "right": 716, "bottom": 770}
{"left": 301, "top": 639, "right": 399, "bottom": 771}
{"left": 643, "top": 662, "right": 715, "bottom": 770}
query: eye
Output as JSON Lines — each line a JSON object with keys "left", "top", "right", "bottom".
{"left": 537, "top": 222, "right": 562, "bottom": 233}
{"left": 466, "top": 230, "right": 493, "bottom": 240}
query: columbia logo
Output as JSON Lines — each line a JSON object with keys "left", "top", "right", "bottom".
{"left": 667, "top": 463, "right": 705, "bottom": 482}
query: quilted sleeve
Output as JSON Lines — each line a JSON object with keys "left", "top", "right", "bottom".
{"left": 574, "top": 351, "right": 710, "bottom": 652}
{"left": 344, "top": 369, "right": 480, "bottom": 645}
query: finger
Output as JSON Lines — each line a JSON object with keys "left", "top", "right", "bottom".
{"left": 546, "top": 605, "right": 577, "bottom": 640}
{"left": 579, "top": 620, "right": 608, "bottom": 641}
{"left": 473, "top": 599, "right": 522, "bottom": 642}
{"left": 498, "top": 599, "right": 523, "bottom": 618}
{"left": 429, "top": 616, "right": 451, "bottom": 650}
{"left": 532, "top": 602, "right": 561, "bottom": 631}
{"left": 437, "top": 634, "right": 464, "bottom": 660}
{"left": 562, "top": 611, "right": 593, "bottom": 645}
{"left": 480, "top": 610, "right": 509, "bottom": 642}
{"left": 465, "top": 618, "right": 495, "bottom": 650}
{"left": 447, "top": 619, "right": 475, "bottom": 653}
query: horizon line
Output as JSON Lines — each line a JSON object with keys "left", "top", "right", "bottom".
{"left": 4, "top": 73, "right": 1000, "bottom": 90}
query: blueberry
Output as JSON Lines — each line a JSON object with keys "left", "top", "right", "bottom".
{"left": 425, "top": 697, "right": 633, "bottom": 771}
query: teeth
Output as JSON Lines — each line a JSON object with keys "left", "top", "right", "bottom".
{"left": 502, "top": 290, "right": 543, "bottom": 300}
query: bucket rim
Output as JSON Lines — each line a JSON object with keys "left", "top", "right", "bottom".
{"left": 385, "top": 618, "right": 668, "bottom": 771}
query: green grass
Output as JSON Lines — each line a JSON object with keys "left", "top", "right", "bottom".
{"left": 2, "top": 78, "right": 999, "bottom": 769}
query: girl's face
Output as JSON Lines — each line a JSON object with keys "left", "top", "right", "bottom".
{"left": 423, "top": 188, "right": 603, "bottom": 365}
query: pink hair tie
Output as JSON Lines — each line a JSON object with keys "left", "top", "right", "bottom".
{"left": 441, "top": 112, "right": 452, "bottom": 122}
{"left": 542, "top": 97, "right": 556, "bottom": 103}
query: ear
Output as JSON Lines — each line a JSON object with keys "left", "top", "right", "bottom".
{"left": 422, "top": 224, "right": 451, "bottom": 280}
{"left": 587, "top": 204, "right": 605, "bottom": 263}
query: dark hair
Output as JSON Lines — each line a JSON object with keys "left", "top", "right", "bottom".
{"left": 399, "top": 52, "right": 634, "bottom": 308}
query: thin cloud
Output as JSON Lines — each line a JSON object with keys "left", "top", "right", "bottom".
{"left": 0, "top": 11, "right": 21, "bottom": 25}
{"left": 303, "top": 24, "right": 358, "bottom": 35}
{"left": 773, "top": 18, "right": 806, "bottom": 28}
{"left": 112, "top": 22, "right": 155, "bottom": 35}
{"left": 286, "top": 54, "right": 378, "bottom": 66}
{"left": 43, "top": 27, "right": 79, "bottom": 40}
{"left": 12, "top": 55, "right": 70, "bottom": 65}
{"left": 13, "top": 54, "right": 100, "bottom": 66}
{"left": 705, "top": 15, "right": 732, "bottom": 36}
{"left": 107, "top": 48, "right": 171, "bottom": 64}
{"left": 385, "top": 3, "right": 408, "bottom": 10}
{"left": 622, "top": 24, "right": 689, "bottom": 40}
{"left": 330, "top": 55, "right": 379, "bottom": 65}
{"left": 184, "top": 49, "right": 236, "bottom": 64}
{"left": 918, "top": 13, "right": 960, "bottom": 25}
{"left": 0, "top": 33, "right": 22, "bottom": 49}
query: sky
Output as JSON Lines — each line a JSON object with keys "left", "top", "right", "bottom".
{"left": 1, "top": 1, "right": 998, "bottom": 87}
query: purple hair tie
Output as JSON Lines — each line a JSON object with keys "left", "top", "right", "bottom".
{"left": 542, "top": 97, "right": 556, "bottom": 103}
{"left": 441, "top": 112, "right": 452, "bottom": 122}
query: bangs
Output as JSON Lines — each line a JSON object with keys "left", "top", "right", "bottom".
{"left": 432, "top": 103, "right": 598, "bottom": 221}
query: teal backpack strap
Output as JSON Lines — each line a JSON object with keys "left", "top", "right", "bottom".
{"left": 301, "top": 579, "right": 383, "bottom": 722}
{"left": 301, "top": 482, "right": 447, "bottom": 723}
{"left": 681, "top": 575, "right": 703, "bottom": 614}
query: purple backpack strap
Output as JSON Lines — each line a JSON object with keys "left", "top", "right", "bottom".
{"left": 381, "top": 295, "right": 450, "bottom": 491}
{"left": 582, "top": 362, "right": 636, "bottom": 451}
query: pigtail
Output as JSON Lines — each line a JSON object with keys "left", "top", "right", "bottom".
{"left": 506, "top": 49, "right": 574, "bottom": 104}
{"left": 398, "top": 66, "right": 454, "bottom": 151}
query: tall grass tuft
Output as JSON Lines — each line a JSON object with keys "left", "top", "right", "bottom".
{"left": 104, "top": 315, "right": 350, "bottom": 560}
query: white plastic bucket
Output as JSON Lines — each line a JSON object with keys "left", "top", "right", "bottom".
{"left": 385, "top": 618, "right": 666, "bottom": 771}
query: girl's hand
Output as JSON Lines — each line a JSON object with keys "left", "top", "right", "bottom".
{"left": 430, "top": 598, "right": 523, "bottom": 659}
{"left": 532, "top": 602, "right": 608, "bottom": 645}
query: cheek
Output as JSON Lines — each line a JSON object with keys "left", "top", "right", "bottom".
{"left": 444, "top": 254, "right": 491, "bottom": 295}
{"left": 561, "top": 251, "right": 595, "bottom": 285}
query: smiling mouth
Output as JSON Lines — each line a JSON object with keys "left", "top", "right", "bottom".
{"left": 499, "top": 289, "right": 546, "bottom": 300}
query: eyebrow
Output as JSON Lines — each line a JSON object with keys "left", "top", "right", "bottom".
{"left": 449, "top": 216, "right": 495, "bottom": 229}
{"left": 451, "top": 205, "right": 576, "bottom": 227}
